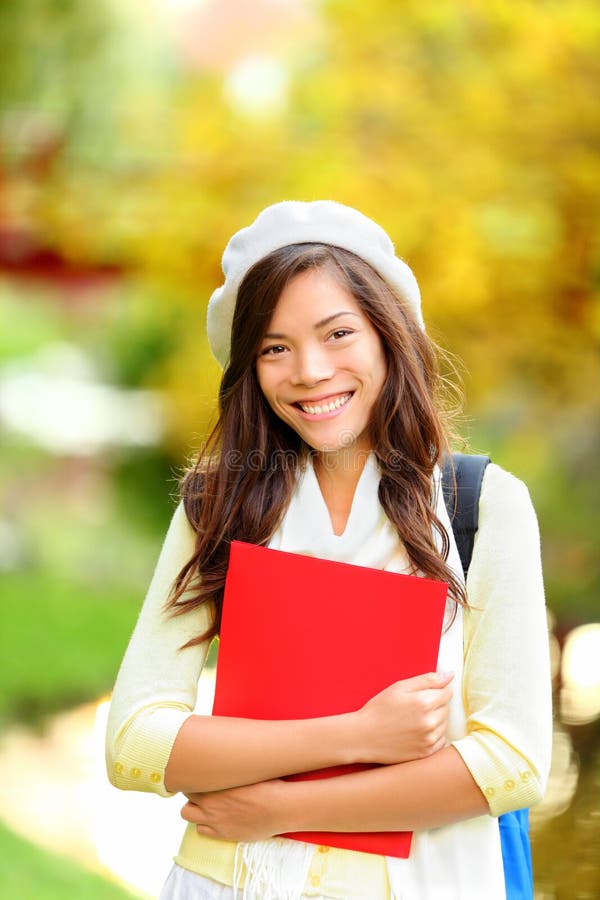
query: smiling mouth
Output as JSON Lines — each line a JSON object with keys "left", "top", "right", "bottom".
{"left": 294, "top": 392, "right": 353, "bottom": 415}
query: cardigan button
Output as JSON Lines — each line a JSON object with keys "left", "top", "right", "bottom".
{"left": 504, "top": 779, "right": 516, "bottom": 791}
{"left": 114, "top": 762, "right": 124, "bottom": 775}
{"left": 150, "top": 772, "right": 161, "bottom": 783}
{"left": 318, "top": 845, "right": 330, "bottom": 854}
{"left": 484, "top": 787, "right": 496, "bottom": 798}
{"left": 520, "top": 771, "right": 531, "bottom": 782}
{"left": 130, "top": 767, "right": 142, "bottom": 778}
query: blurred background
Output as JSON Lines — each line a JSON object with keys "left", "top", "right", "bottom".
{"left": 0, "top": 0, "right": 598, "bottom": 897}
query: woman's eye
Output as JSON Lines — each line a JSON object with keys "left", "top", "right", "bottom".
{"left": 329, "top": 329, "right": 353, "bottom": 341}
{"left": 260, "top": 345, "right": 286, "bottom": 356}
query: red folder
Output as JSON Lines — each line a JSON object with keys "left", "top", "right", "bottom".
{"left": 212, "top": 540, "right": 448, "bottom": 858}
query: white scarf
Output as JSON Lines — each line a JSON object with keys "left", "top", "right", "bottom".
{"left": 233, "top": 455, "right": 505, "bottom": 900}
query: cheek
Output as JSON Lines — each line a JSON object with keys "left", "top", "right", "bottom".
{"left": 256, "top": 368, "right": 283, "bottom": 412}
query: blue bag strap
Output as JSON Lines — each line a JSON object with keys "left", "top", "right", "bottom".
{"left": 499, "top": 808, "right": 534, "bottom": 899}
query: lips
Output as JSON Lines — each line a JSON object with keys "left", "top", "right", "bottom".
{"left": 294, "top": 392, "right": 353, "bottom": 416}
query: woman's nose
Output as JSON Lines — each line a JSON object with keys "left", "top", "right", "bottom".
{"left": 289, "top": 347, "right": 334, "bottom": 387}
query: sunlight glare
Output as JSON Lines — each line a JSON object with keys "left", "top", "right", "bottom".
{"left": 224, "top": 55, "right": 289, "bottom": 116}
{"left": 560, "top": 623, "right": 600, "bottom": 725}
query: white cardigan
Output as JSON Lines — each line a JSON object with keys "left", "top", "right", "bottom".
{"left": 106, "top": 460, "right": 552, "bottom": 899}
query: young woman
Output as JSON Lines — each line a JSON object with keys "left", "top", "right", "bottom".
{"left": 106, "top": 200, "right": 552, "bottom": 900}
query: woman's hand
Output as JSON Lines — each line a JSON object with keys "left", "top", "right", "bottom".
{"left": 354, "top": 671, "right": 454, "bottom": 764}
{"left": 181, "top": 780, "right": 287, "bottom": 842}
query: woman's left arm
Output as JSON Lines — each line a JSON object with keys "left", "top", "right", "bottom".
{"left": 182, "top": 464, "right": 553, "bottom": 840}
{"left": 182, "top": 745, "right": 487, "bottom": 840}
{"left": 449, "top": 463, "right": 553, "bottom": 816}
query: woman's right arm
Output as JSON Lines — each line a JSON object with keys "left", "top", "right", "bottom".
{"left": 105, "top": 500, "right": 212, "bottom": 797}
{"left": 106, "top": 502, "right": 452, "bottom": 798}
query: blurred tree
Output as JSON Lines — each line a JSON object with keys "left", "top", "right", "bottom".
{"left": 0, "top": 0, "right": 116, "bottom": 164}
{"left": 1, "top": 9, "right": 597, "bottom": 894}
{"left": 0, "top": 0, "right": 598, "bottom": 618}
{"left": 285, "top": 0, "right": 600, "bottom": 405}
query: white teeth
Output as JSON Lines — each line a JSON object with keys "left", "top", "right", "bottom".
{"left": 298, "top": 393, "right": 352, "bottom": 415}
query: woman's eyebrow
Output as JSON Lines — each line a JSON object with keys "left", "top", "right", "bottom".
{"left": 263, "top": 311, "right": 360, "bottom": 340}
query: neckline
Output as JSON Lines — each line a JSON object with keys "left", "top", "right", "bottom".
{"left": 306, "top": 452, "right": 379, "bottom": 539}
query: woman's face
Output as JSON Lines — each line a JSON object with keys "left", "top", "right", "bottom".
{"left": 255, "top": 268, "right": 388, "bottom": 455}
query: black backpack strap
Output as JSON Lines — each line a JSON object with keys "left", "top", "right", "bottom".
{"left": 441, "top": 452, "right": 491, "bottom": 579}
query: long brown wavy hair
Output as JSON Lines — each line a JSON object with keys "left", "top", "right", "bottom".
{"left": 165, "top": 243, "right": 466, "bottom": 648}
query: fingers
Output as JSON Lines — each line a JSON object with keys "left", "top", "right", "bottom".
{"left": 396, "top": 673, "right": 454, "bottom": 713}
{"left": 384, "top": 675, "right": 453, "bottom": 710}
{"left": 422, "top": 683, "right": 454, "bottom": 710}
{"left": 419, "top": 737, "right": 443, "bottom": 758}
{"left": 181, "top": 800, "right": 219, "bottom": 836}
{"left": 181, "top": 800, "right": 202, "bottom": 824}
{"left": 400, "top": 671, "right": 454, "bottom": 692}
{"left": 360, "top": 671, "right": 455, "bottom": 764}
{"left": 415, "top": 710, "right": 451, "bottom": 757}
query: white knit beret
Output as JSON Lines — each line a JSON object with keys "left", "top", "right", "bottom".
{"left": 206, "top": 200, "right": 423, "bottom": 367}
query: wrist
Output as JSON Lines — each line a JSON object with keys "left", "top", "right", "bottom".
{"left": 344, "top": 708, "right": 371, "bottom": 764}
{"left": 335, "top": 711, "right": 364, "bottom": 766}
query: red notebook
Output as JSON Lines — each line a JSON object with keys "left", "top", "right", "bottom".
{"left": 212, "top": 540, "right": 448, "bottom": 858}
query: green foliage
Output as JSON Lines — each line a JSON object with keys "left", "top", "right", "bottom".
{"left": 0, "top": 569, "right": 140, "bottom": 728}
{"left": 1, "top": 3, "right": 598, "bottom": 630}
{"left": 1, "top": 0, "right": 598, "bottom": 624}
{"left": 0, "top": 284, "right": 71, "bottom": 358}
{"left": 0, "top": 819, "right": 136, "bottom": 900}
{"left": 0, "top": 0, "right": 116, "bottom": 165}
{"left": 471, "top": 411, "right": 600, "bottom": 623}
{"left": 8, "top": 0, "right": 594, "bottom": 414}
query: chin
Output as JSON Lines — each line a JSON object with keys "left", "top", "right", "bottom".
{"left": 309, "top": 438, "right": 359, "bottom": 455}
